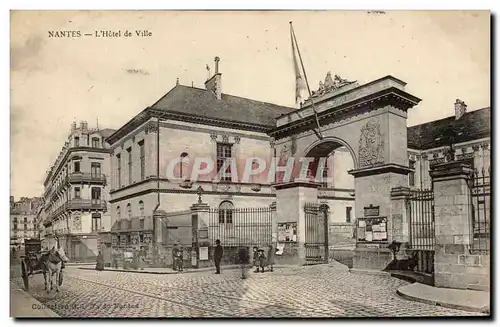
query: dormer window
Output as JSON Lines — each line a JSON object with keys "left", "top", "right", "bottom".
{"left": 92, "top": 137, "right": 100, "bottom": 148}
{"left": 74, "top": 136, "right": 80, "bottom": 147}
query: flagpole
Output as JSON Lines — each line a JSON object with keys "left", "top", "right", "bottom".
{"left": 290, "top": 21, "right": 323, "bottom": 140}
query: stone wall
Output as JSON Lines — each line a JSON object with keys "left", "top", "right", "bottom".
{"left": 434, "top": 245, "right": 490, "bottom": 291}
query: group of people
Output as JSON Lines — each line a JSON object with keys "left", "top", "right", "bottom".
{"left": 212, "top": 239, "right": 277, "bottom": 279}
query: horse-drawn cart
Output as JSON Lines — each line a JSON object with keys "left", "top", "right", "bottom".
{"left": 20, "top": 238, "right": 63, "bottom": 291}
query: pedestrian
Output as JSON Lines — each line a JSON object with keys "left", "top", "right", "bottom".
{"left": 238, "top": 246, "right": 250, "bottom": 279}
{"left": 178, "top": 246, "right": 184, "bottom": 272}
{"left": 267, "top": 244, "right": 276, "bottom": 272}
{"left": 139, "top": 246, "right": 146, "bottom": 270}
{"left": 172, "top": 243, "right": 180, "bottom": 271}
{"left": 252, "top": 246, "right": 259, "bottom": 273}
{"left": 214, "top": 239, "right": 223, "bottom": 274}
{"left": 257, "top": 249, "right": 266, "bottom": 273}
{"left": 95, "top": 250, "right": 104, "bottom": 271}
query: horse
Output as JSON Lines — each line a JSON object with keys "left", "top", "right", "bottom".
{"left": 41, "top": 246, "right": 68, "bottom": 293}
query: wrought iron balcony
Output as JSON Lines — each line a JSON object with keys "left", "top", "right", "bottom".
{"left": 67, "top": 199, "right": 107, "bottom": 211}
{"left": 66, "top": 173, "right": 107, "bottom": 185}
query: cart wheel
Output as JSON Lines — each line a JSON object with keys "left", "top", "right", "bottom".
{"left": 58, "top": 271, "right": 63, "bottom": 286}
{"left": 21, "top": 260, "right": 29, "bottom": 291}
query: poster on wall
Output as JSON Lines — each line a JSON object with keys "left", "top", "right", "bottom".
{"left": 278, "top": 223, "right": 297, "bottom": 242}
{"left": 199, "top": 247, "right": 209, "bottom": 260}
{"left": 357, "top": 217, "right": 388, "bottom": 242}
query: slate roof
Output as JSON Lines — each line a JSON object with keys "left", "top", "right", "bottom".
{"left": 149, "top": 85, "right": 294, "bottom": 127}
{"left": 407, "top": 107, "right": 490, "bottom": 150}
{"left": 99, "top": 128, "right": 117, "bottom": 139}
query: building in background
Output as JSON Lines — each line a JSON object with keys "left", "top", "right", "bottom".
{"left": 10, "top": 197, "right": 43, "bottom": 248}
{"left": 41, "top": 121, "right": 115, "bottom": 262}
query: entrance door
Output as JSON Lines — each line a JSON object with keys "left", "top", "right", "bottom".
{"left": 304, "top": 203, "right": 329, "bottom": 265}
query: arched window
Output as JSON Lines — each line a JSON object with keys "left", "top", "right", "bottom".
{"left": 116, "top": 206, "right": 121, "bottom": 218}
{"left": 127, "top": 203, "right": 132, "bottom": 218}
{"left": 218, "top": 201, "right": 234, "bottom": 224}
{"left": 180, "top": 152, "right": 188, "bottom": 179}
{"left": 139, "top": 201, "right": 144, "bottom": 217}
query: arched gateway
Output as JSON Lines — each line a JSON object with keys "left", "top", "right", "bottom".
{"left": 269, "top": 75, "right": 421, "bottom": 269}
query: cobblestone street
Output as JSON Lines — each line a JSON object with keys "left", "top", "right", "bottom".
{"left": 10, "top": 262, "right": 484, "bottom": 318}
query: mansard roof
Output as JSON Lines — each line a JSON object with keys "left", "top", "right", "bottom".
{"left": 106, "top": 84, "right": 294, "bottom": 144}
{"left": 407, "top": 107, "right": 490, "bottom": 150}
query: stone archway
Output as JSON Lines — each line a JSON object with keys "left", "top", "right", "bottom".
{"left": 270, "top": 75, "right": 421, "bottom": 269}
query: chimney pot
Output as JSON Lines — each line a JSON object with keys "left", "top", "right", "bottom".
{"left": 214, "top": 56, "right": 220, "bottom": 74}
{"left": 454, "top": 99, "right": 467, "bottom": 120}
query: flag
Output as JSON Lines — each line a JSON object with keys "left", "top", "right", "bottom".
{"left": 291, "top": 24, "right": 307, "bottom": 104}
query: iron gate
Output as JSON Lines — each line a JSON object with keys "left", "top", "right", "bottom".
{"left": 407, "top": 189, "right": 435, "bottom": 274}
{"left": 208, "top": 207, "right": 272, "bottom": 264}
{"left": 468, "top": 167, "right": 491, "bottom": 254}
{"left": 304, "top": 203, "right": 329, "bottom": 265}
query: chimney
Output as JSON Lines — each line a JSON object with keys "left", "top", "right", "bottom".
{"left": 205, "top": 56, "right": 222, "bottom": 100}
{"left": 454, "top": 99, "right": 467, "bottom": 120}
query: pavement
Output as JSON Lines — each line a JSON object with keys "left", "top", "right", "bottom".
{"left": 9, "top": 261, "right": 488, "bottom": 318}
{"left": 10, "top": 282, "right": 59, "bottom": 318}
{"left": 397, "top": 283, "right": 490, "bottom": 314}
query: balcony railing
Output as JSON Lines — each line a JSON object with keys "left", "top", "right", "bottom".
{"left": 67, "top": 173, "right": 107, "bottom": 184}
{"left": 67, "top": 199, "right": 107, "bottom": 210}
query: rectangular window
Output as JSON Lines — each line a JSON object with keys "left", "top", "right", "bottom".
{"left": 216, "top": 143, "right": 232, "bottom": 182}
{"left": 346, "top": 206, "right": 352, "bottom": 223}
{"left": 92, "top": 137, "right": 100, "bottom": 148}
{"left": 92, "top": 213, "right": 101, "bottom": 232}
{"left": 139, "top": 141, "right": 145, "bottom": 181}
{"left": 74, "top": 161, "right": 81, "bottom": 173}
{"left": 74, "top": 136, "right": 80, "bottom": 147}
{"left": 117, "top": 154, "right": 122, "bottom": 187}
{"left": 127, "top": 147, "right": 132, "bottom": 184}
{"left": 91, "top": 162, "right": 101, "bottom": 177}
{"left": 409, "top": 160, "right": 416, "bottom": 187}
{"left": 24, "top": 223, "right": 27, "bottom": 231}
{"left": 74, "top": 187, "right": 81, "bottom": 199}
{"left": 91, "top": 187, "right": 101, "bottom": 204}
{"left": 140, "top": 219, "right": 145, "bottom": 229}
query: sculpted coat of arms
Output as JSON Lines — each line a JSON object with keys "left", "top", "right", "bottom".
{"left": 359, "top": 120, "right": 385, "bottom": 167}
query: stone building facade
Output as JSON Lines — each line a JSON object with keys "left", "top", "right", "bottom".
{"left": 105, "top": 58, "right": 357, "bottom": 254}
{"left": 41, "top": 121, "right": 115, "bottom": 261}
{"left": 10, "top": 196, "right": 43, "bottom": 247}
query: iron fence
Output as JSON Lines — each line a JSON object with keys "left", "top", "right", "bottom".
{"left": 208, "top": 207, "right": 272, "bottom": 264}
{"left": 468, "top": 167, "right": 491, "bottom": 254}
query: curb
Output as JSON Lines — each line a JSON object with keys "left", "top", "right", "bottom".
{"left": 78, "top": 264, "right": 294, "bottom": 275}
{"left": 78, "top": 265, "right": 243, "bottom": 275}
{"left": 396, "top": 288, "right": 490, "bottom": 314}
{"left": 348, "top": 268, "right": 391, "bottom": 277}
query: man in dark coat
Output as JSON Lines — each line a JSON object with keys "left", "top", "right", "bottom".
{"left": 95, "top": 251, "right": 104, "bottom": 271}
{"left": 214, "top": 239, "right": 223, "bottom": 274}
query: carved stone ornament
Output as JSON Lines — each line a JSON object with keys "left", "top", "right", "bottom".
{"left": 311, "top": 71, "right": 356, "bottom": 98}
{"left": 269, "top": 138, "right": 276, "bottom": 148}
{"left": 472, "top": 144, "right": 480, "bottom": 152}
{"left": 279, "top": 145, "right": 291, "bottom": 164}
{"left": 358, "top": 120, "right": 385, "bottom": 167}
{"left": 145, "top": 122, "right": 158, "bottom": 134}
{"left": 234, "top": 136, "right": 241, "bottom": 144}
{"left": 210, "top": 132, "right": 218, "bottom": 141}
{"left": 221, "top": 134, "right": 229, "bottom": 143}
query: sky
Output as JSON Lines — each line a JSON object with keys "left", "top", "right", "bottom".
{"left": 10, "top": 10, "right": 490, "bottom": 199}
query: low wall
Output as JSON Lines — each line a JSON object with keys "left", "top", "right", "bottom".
{"left": 434, "top": 244, "right": 490, "bottom": 291}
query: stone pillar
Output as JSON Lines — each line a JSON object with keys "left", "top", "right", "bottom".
{"left": 270, "top": 202, "right": 277, "bottom": 245}
{"left": 390, "top": 186, "right": 411, "bottom": 259}
{"left": 145, "top": 121, "right": 158, "bottom": 179}
{"left": 430, "top": 161, "right": 472, "bottom": 289}
{"left": 152, "top": 210, "right": 167, "bottom": 264}
{"left": 190, "top": 201, "right": 210, "bottom": 268}
{"left": 275, "top": 182, "right": 319, "bottom": 265}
